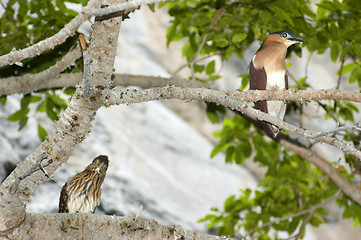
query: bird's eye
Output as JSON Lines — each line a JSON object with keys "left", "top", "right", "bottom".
{"left": 281, "top": 32, "right": 288, "bottom": 38}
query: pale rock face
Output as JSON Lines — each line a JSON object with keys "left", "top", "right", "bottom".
{"left": 0, "top": 5, "right": 360, "bottom": 240}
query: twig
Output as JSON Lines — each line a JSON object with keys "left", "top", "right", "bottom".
{"left": 312, "top": 124, "right": 361, "bottom": 138}
{"left": 334, "top": 59, "right": 345, "bottom": 112}
{"left": 176, "top": 7, "right": 225, "bottom": 80}
{"left": 304, "top": 51, "right": 314, "bottom": 78}
{"left": 316, "top": 100, "right": 340, "bottom": 123}
{"left": 172, "top": 53, "right": 220, "bottom": 75}
{"left": 11, "top": 153, "right": 53, "bottom": 194}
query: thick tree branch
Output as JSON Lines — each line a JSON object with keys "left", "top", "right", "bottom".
{"left": 82, "top": 0, "right": 123, "bottom": 98}
{"left": 2, "top": 70, "right": 361, "bottom": 103}
{"left": 104, "top": 86, "right": 361, "bottom": 160}
{"left": 0, "top": 0, "right": 166, "bottom": 68}
{"left": 0, "top": 73, "right": 209, "bottom": 95}
{"left": 8, "top": 213, "right": 230, "bottom": 240}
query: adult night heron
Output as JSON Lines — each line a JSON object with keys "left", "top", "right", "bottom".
{"left": 58, "top": 155, "right": 109, "bottom": 213}
{"left": 249, "top": 31, "right": 304, "bottom": 137}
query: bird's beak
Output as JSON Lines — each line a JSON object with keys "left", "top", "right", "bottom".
{"left": 95, "top": 161, "right": 108, "bottom": 172}
{"left": 288, "top": 37, "right": 304, "bottom": 44}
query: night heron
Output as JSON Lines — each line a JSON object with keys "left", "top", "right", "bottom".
{"left": 58, "top": 155, "right": 109, "bottom": 213}
{"left": 249, "top": 31, "right": 304, "bottom": 137}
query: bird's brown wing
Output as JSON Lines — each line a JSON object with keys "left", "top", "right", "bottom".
{"left": 249, "top": 61, "right": 268, "bottom": 113}
{"left": 59, "top": 182, "right": 69, "bottom": 213}
{"left": 249, "top": 61, "right": 281, "bottom": 138}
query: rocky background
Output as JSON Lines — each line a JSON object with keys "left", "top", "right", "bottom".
{"left": 1, "top": 5, "right": 360, "bottom": 240}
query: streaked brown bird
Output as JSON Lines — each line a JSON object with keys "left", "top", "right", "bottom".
{"left": 249, "top": 31, "right": 304, "bottom": 138}
{"left": 59, "top": 155, "right": 109, "bottom": 213}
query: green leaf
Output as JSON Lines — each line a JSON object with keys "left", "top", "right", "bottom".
{"left": 49, "top": 93, "right": 67, "bottom": 109}
{"left": 55, "top": 0, "right": 67, "bottom": 13}
{"left": 64, "top": 87, "right": 76, "bottom": 95}
{"left": 341, "top": 63, "right": 357, "bottom": 75}
{"left": 351, "top": 44, "right": 361, "bottom": 58}
{"left": 193, "top": 64, "right": 205, "bottom": 73}
{"left": 206, "top": 102, "right": 225, "bottom": 124}
{"left": 7, "top": 108, "right": 30, "bottom": 121}
{"left": 206, "top": 60, "right": 216, "bottom": 75}
{"left": 0, "top": 96, "right": 7, "bottom": 105}
{"left": 232, "top": 33, "right": 247, "bottom": 43}
{"left": 316, "top": 207, "right": 328, "bottom": 216}
{"left": 268, "top": 5, "right": 294, "bottom": 26}
{"left": 18, "top": 117, "right": 28, "bottom": 131}
{"left": 224, "top": 45, "right": 235, "bottom": 61}
{"left": 37, "top": 124, "right": 48, "bottom": 142}
{"left": 166, "top": 23, "right": 178, "bottom": 47}
{"left": 239, "top": 74, "right": 249, "bottom": 90}
{"left": 215, "top": 38, "right": 229, "bottom": 48}
{"left": 207, "top": 110, "right": 220, "bottom": 124}
{"left": 211, "top": 142, "right": 234, "bottom": 158}
{"left": 46, "top": 99, "right": 59, "bottom": 121}
{"left": 224, "top": 195, "right": 235, "bottom": 211}
{"left": 288, "top": 217, "right": 300, "bottom": 235}
{"left": 30, "top": 95, "right": 42, "bottom": 103}
{"left": 330, "top": 41, "right": 340, "bottom": 62}
{"left": 21, "top": 94, "right": 31, "bottom": 109}
{"left": 37, "top": 99, "right": 47, "bottom": 112}
{"left": 225, "top": 146, "right": 236, "bottom": 163}
{"left": 309, "top": 214, "right": 325, "bottom": 226}
{"left": 241, "top": 140, "right": 252, "bottom": 158}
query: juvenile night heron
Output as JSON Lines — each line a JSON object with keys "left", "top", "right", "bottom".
{"left": 59, "top": 155, "right": 109, "bottom": 213}
{"left": 249, "top": 31, "right": 304, "bottom": 137}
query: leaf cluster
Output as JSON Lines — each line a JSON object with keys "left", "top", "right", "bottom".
{"left": 200, "top": 115, "right": 343, "bottom": 238}
{"left": 0, "top": 0, "right": 87, "bottom": 77}
{"left": 0, "top": 0, "right": 86, "bottom": 139}
{"left": 4, "top": 88, "right": 74, "bottom": 140}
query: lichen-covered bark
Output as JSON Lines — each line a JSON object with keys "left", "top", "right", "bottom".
{"left": 7, "top": 214, "right": 230, "bottom": 240}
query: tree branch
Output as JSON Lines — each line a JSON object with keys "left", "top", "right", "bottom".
{"left": 104, "top": 86, "right": 361, "bottom": 160}
{"left": 0, "top": 73, "right": 209, "bottom": 95}
{"left": 0, "top": 44, "right": 82, "bottom": 96}
{"left": 8, "top": 213, "right": 231, "bottom": 240}
{"left": 82, "top": 0, "right": 123, "bottom": 99}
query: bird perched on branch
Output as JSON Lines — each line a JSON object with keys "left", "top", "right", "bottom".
{"left": 249, "top": 31, "right": 304, "bottom": 138}
{"left": 59, "top": 155, "right": 109, "bottom": 213}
